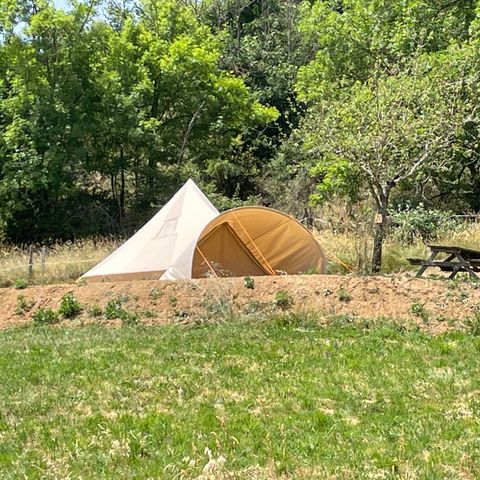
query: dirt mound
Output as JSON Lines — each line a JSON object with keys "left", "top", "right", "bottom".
{"left": 0, "top": 275, "right": 478, "bottom": 333}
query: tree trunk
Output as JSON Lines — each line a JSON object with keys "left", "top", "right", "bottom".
{"left": 371, "top": 216, "right": 386, "bottom": 273}
{"left": 119, "top": 168, "right": 125, "bottom": 224}
{"left": 147, "top": 78, "right": 160, "bottom": 200}
{"left": 371, "top": 196, "right": 389, "bottom": 273}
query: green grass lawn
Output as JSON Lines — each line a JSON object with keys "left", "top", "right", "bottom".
{"left": 1, "top": 317, "right": 480, "bottom": 479}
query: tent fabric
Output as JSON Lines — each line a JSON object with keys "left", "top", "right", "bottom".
{"left": 82, "top": 179, "right": 219, "bottom": 282}
{"left": 192, "top": 223, "right": 270, "bottom": 278}
{"left": 192, "top": 206, "right": 326, "bottom": 278}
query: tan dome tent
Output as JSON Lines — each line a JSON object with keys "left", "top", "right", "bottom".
{"left": 191, "top": 207, "right": 326, "bottom": 278}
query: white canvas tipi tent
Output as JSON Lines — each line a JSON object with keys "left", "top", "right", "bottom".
{"left": 82, "top": 179, "right": 219, "bottom": 281}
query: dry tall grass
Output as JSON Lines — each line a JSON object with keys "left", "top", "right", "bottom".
{"left": 2, "top": 223, "right": 480, "bottom": 286}
{"left": 317, "top": 222, "right": 480, "bottom": 274}
{"left": 0, "top": 238, "right": 121, "bottom": 287}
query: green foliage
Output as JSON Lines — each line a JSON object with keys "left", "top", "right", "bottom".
{"left": 0, "top": 0, "right": 277, "bottom": 242}
{"left": 274, "top": 290, "right": 294, "bottom": 310}
{"left": 148, "top": 288, "right": 162, "bottom": 303}
{"left": 104, "top": 299, "right": 125, "bottom": 320}
{"left": 87, "top": 304, "right": 103, "bottom": 318}
{"left": 338, "top": 286, "right": 352, "bottom": 303}
{"left": 243, "top": 276, "right": 255, "bottom": 289}
{"left": 32, "top": 308, "right": 59, "bottom": 325}
{"left": 410, "top": 302, "right": 429, "bottom": 324}
{"left": 58, "top": 293, "right": 82, "bottom": 319}
{"left": 13, "top": 278, "right": 28, "bottom": 290}
{"left": 15, "top": 295, "right": 34, "bottom": 315}
{"left": 309, "top": 156, "right": 362, "bottom": 205}
{"left": 465, "top": 308, "right": 480, "bottom": 336}
{"left": 389, "top": 204, "right": 458, "bottom": 244}
{"left": 104, "top": 296, "right": 137, "bottom": 324}
{"left": 296, "top": 0, "right": 477, "bottom": 103}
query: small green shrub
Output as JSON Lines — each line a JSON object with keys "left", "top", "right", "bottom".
{"left": 33, "top": 308, "right": 59, "bottom": 325}
{"left": 104, "top": 298, "right": 125, "bottom": 320}
{"left": 104, "top": 297, "right": 138, "bottom": 325}
{"left": 243, "top": 276, "right": 255, "bottom": 289}
{"left": 275, "top": 290, "right": 294, "bottom": 310}
{"left": 13, "top": 278, "right": 28, "bottom": 290}
{"left": 16, "top": 295, "right": 35, "bottom": 315}
{"left": 389, "top": 204, "right": 458, "bottom": 244}
{"left": 200, "top": 295, "right": 233, "bottom": 319}
{"left": 338, "top": 286, "right": 352, "bottom": 302}
{"left": 169, "top": 295, "right": 178, "bottom": 307}
{"left": 465, "top": 308, "right": 480, "bottom": 336}
{"left": 410, "top": 302, "right": 429, "bottom": 323}
{"left": 149, "top": 287, "right": 163, "bottom": 302}
{"left": 121, "top": 311, "right": 139, "bottom": 326}
{"left": 87, "top": 304, "right": 102, "bottom": 317}
{"left": 58, "top": 293, "right": 82, "bottom": 319}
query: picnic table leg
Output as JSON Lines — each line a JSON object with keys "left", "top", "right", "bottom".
{"left": 448, "top": 266, "right": 460, "bottom": 280}
{"left": 452, "top": 253, "right": 480, "bottom": 280}
{"left": 416, "top": 251, "right": 438, "bottom": 278}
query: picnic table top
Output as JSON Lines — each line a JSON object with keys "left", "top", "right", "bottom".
{"left": 427, "top": 245, "right": 480, "bottom": 258}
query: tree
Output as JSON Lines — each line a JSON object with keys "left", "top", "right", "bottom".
{"left": 0, "top": 0, "right": 278, "bottom": 241}
{"left": 299, "top": 59, "right": 479, "bottom": 272}
{"left": 296, "top": 0, "right": 477, "bottom": 103}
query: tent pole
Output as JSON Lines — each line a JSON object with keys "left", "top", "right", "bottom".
{"left": 231, "top": 212, "right": 277, "bottom": 276}
{"left": 195, "top": 246, "right": 219, "bottom": 278}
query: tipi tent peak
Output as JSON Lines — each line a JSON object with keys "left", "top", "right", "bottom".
{"left": 81, "top": 179, "right": 219, "bottom": 282}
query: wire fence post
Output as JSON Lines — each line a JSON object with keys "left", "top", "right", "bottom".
{"left": 41, "top": 246, "right": 47, "bottom": 274}
{"left": 28, "top": 245, "right": 34, "bottom": 278}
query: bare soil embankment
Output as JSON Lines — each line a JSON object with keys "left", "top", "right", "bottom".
{"left": 1, "top": 274, "right": 479, "bottom": 333}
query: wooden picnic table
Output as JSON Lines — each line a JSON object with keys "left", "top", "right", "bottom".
{"left": 408, "top": 245, "right": 480, "bottom": 280}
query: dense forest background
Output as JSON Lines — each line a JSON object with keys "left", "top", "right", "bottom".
{"left": 1, "top": 0, "right": 480, "bottom": 255}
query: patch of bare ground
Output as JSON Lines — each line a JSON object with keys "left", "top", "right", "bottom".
{"left": 0, "top": 274, "right": 478, "bottom": 333}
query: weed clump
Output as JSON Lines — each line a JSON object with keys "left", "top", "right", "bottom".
{"left": 87, "top": 304, "right": 102, "bottom": 317}
{"left": 269, "top": 312, "right": 319, "bottom": 329}
{"left": 410, "top": 302, "right": 429, "bottom": 323}
{"left": 149, "top": 287, "right": 163, "bottom": 303}
{"left": 243, "top": 276, "right": 255, "bottom": 289}
{"left": 33, "top": 308, "right": 59, "bottom": 325}
{"left": 104, "top": 298, "right": 125, "bottom": 319}
{"left": 274, "top": 290, "right": 294, "bottom": 310}
{"left": 200, "top": 294, "right": 234, "bottom": 320}
{"left": 338, "top": 286, "right": 352, "bottom": 302}
{"left": 13, "top": 279, "right": 28, "bottom": 290}
{"left": 465, "top": 307, "right": 480, "bottom": 336}
{"left": 58, "top": 293, "right": 82, "bottom": 319}
{"left": 104, "top": 296, "right": 138, "bottom": 325}
{"left": 16, "top": 295, "right": 35, "bottom": 315}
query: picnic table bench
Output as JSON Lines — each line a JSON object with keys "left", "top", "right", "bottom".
{"left": 408, "top": 245, "right": 480, "bottom": 280}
